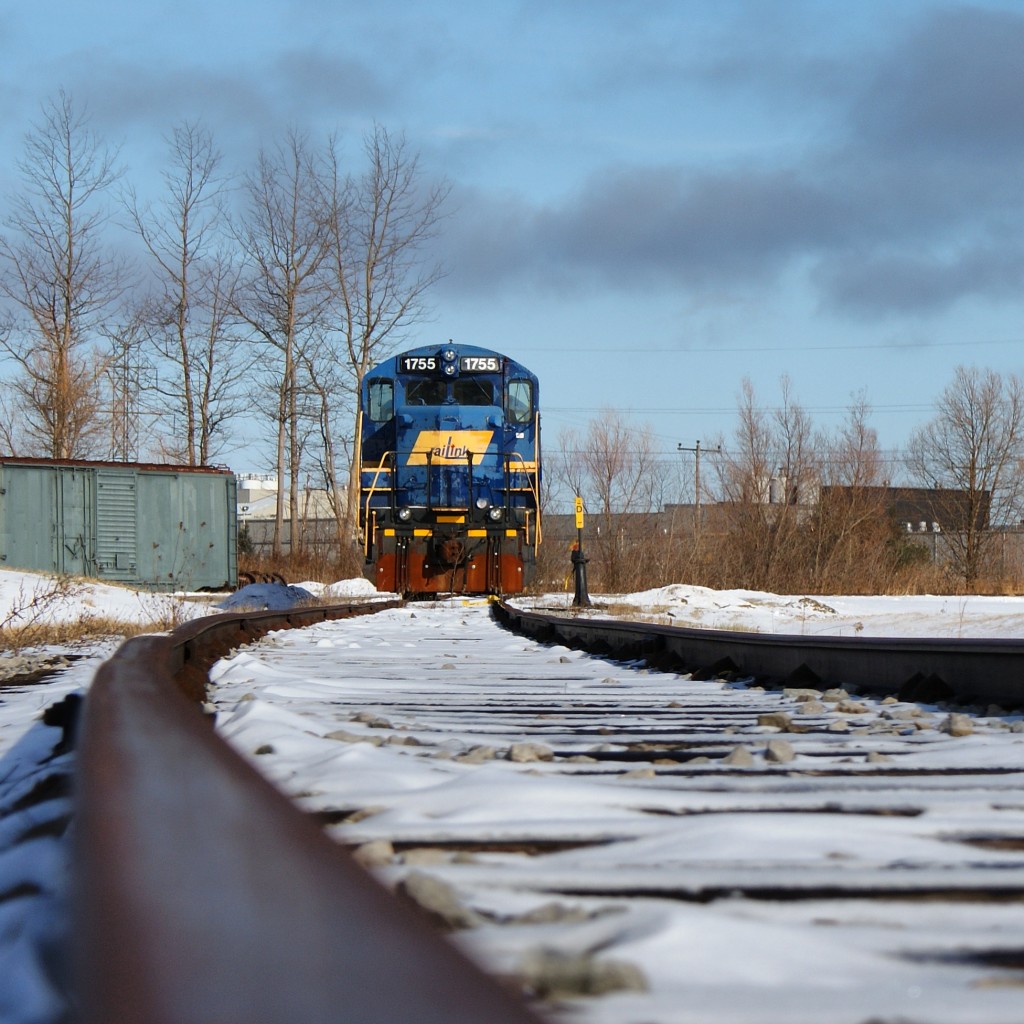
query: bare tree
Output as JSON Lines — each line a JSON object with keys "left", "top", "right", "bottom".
{"left": 321, "top": 125, "right": 450, "bottom": 541}
{"left": 714, "top": 377, "right": 816, "bottom": 590}
{"left": 907, "top": 365, "right": 1024, "bottom": 586}
{"left": 299, "top": 334, "right": 352, "bottom": 555}
{"left": 557, "top": 410, "right": 660, "bottom": 590}
{"left": 811, "top": 393, "right": 894, "bottom": 590}
{"left": 0, "top": 90, "right": 125, "bottom": 458}
{"left": 233, "top": 130, "right": 333, "bottom": 556}
{"left": 125, "top": 122, "right": 244, "bottom": 465}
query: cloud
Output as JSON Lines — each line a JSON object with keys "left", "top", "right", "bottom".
{"left": 815, "top": 244, "right": 1024, "bottom": 318}
{"left": 440, "top": 167, "right": 840, "bottom": 295}
{"left": 5, "top": 1, "right": 1021, "bottom": 326}
{"left": 269, "top": 49, "right": 399, "bottom": 118}
{"left": 440, "top": 4, "right": 1024, "bottom": 320}
{"left": 852, "top": 5, "right": 1024, "bottom": 160}
{"left": 76, "top": 54, "right": 393, "bottom": 143}
{"left": 545, "top": 166, "right": 842, "bottom": 285}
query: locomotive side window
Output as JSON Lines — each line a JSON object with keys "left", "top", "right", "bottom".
{"left": 406, "top": 379, "right": 447, "bottom": 406}
{"left": 453, "top": 378, "right": 493, "bottom": 405}
{"left": 367, "top": 379, "right": 394, "bottom": 421}
{"left": 507, "top": 379, "right": 533, "bottom": 424}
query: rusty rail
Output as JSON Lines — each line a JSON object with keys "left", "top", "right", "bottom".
{"left": 493, "top": 601, "right": 1024, "bottom": 706}
{"left": 74, "top": 600, "right": 548, "bottom": 1024}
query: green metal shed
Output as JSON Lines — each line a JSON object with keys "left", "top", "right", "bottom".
{"left": 0, "top": 459, "right": 237, "bottom": 590}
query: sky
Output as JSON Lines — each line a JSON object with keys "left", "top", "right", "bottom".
{"left": 2, "top": 0, "right": 1023, "bottom": 484}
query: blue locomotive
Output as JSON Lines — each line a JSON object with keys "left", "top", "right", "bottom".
{"left": 357, "top": 343, "right": 541, "bottom": 595}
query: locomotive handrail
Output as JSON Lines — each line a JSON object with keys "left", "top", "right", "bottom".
{"left": 534, "top": 408, "right": 543, "bottom": 546}
{"left": 74, "top": 599, "right": 549, "bottom": 1024}
{"left": 362, "top": 450, "right": 396, "bottom": 557}
{"left": 505, "top": 451, "right": 542, "bottom": 547}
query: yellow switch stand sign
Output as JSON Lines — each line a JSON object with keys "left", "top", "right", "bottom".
{"left": 574, "top": 496, "right": 584, "bottom": 530}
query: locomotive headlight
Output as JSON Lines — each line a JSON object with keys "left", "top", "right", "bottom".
{"left": 488, "top": 506, "right": 505, "bottom": 522}
{"left": 475, "top": 496, "right": 490, "bottom": 511}
{"left": 442, "top": 348, "right": 457, "bottom": 362}
{"left": 443, "top": 362, "right": 457, "bottom": 377}
{"left": 397, "top": 507, "right": 413, "bottom": 522}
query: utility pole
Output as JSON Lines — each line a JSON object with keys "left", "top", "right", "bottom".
{"left": 678, "top": 440, "right": 720, "bottom": 538}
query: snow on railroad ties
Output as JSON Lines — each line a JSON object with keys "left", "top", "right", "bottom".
{"left": 4, "top": 574, "right": 1024, "bottom": 1023}
{"left": 207, "top": 600, "right": 1024, "bottom": 1024}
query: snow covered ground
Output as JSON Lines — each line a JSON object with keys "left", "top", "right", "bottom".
{"left": 206, "top": 601, "right": 1024, "bottom": 1023}
{"left": 519, "top": 583, "right": 1024, "bottom": 639}
{"left": 2, "top": 569, "right": 1024, "bottom": 1022}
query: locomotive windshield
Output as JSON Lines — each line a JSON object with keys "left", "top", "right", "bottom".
{"left": 406, "top": 379, "right": 446, "bottom": 406}
{"left": 507, "top": 379, "right": 533, "bottom": 424}
{"left": 404, "top": 377, "right": 496, "bottom": 406}
{"left": 453, "top": 378, "right": 494, "bottom": 405}
{"left": 367, "top": 379, "right": 394, "bottom": 421}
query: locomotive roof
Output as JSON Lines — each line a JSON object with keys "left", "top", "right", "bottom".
{"left": 370, "top": 342, "right": 537, "bottom": 379}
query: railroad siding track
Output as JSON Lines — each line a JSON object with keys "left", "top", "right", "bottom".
{"left": 73, "top": 599, "right": 547, "bottom": 1024}
{"left": 492, "top": 601, "right": 1024, "bottom": 706}
{"left": 203, "top": 602, "right": 1024, "bottom": 1024}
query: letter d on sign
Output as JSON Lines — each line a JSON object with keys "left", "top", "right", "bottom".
{"left": 574, "top": 496, "right": 584, "bottom": 530}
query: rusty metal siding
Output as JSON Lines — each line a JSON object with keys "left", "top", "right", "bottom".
{"left": 0, "top": 462, "right": 95, "bottom": 575}
{"left": 0, "top": 459, "right": 236, "bottom": 590}
{"left": 135, "top": 470, "right": 237, "bottom": 590}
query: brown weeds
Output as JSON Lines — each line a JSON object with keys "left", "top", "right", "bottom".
{"left": 0, "top": 574, "right": 216, "bottom": 652}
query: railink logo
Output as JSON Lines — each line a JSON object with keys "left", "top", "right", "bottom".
{"left": 407, "top": 430, "right": 494, "bottom": 465}
{"left": 434, "top": 436, "right": 468, "bottom": 459}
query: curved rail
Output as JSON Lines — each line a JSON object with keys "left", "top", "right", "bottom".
{"left": 73, "top": 600, "right": 547, "bottom": 1024}
{"left": 493, "top": 601, "right": 1024, "bottom": 707}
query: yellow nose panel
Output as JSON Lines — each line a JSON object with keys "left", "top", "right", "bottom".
{"left": 406, "top": 430, "right": 494, "bottom": 465}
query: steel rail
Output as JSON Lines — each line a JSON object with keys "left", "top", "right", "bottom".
{"left": 74, "top": 600, "right": 548, "bottom": 1024}
{"left": 493, "top": 601, "right": 1024, "bottom": 706}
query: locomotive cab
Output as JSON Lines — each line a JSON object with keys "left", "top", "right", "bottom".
{"left": 359, "top": 344, "right": 540, "bottom": 596}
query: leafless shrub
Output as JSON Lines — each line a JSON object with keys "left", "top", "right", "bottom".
{"left": 0, "top": 575, "right": 199, "bottom": 650}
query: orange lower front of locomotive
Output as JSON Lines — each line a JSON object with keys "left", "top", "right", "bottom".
{"left": 372, "top": 529, "right": 528, "bottom": 595}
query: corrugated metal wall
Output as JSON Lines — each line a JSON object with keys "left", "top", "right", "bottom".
{"left": 0, "top": 460, "right": 237, "bottom": 590}
{"left": 96, "top": 468, "right": 138, "bottom": 579}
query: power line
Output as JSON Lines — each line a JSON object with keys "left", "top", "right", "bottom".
{"left": 547, "top": 403, "right": 935, "bottom": 415}
{"left": 515, "top": 338, "right": 1024, "bottom": 355}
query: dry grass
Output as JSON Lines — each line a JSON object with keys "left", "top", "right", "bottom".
{"left": 0, "top": 574, "right": 215, "bottom": 652}
{"left": 0, "top": 617, "right": 165, "bottom": 651}
{"left": 240, "top": 546, "right": 362, "bottom": 587}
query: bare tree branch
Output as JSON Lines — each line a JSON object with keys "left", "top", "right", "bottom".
{"left": 0, "top": 89, "right": 125, "bottom": 457}
{"left": 232, "top": 129, "right": 333, "bottom": 555}
{"left": 123, "top": 121, "right": 245, "bottom": 465}
{"left": 907, "top": 365, "right": 1024, "bottom": 585}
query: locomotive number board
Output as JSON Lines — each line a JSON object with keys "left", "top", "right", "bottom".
{"left": 398, "top": 355, "right": 502, "bottom": 374}
{"left": 399, "top": 355, "right": 438, "bottom": 372}
{"left": 459, "top": 356, "right": 500, "bottom": 372}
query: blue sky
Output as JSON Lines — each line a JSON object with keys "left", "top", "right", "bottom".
{"left": 2, "top": 0, "right": 1023, "bottom": 480}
